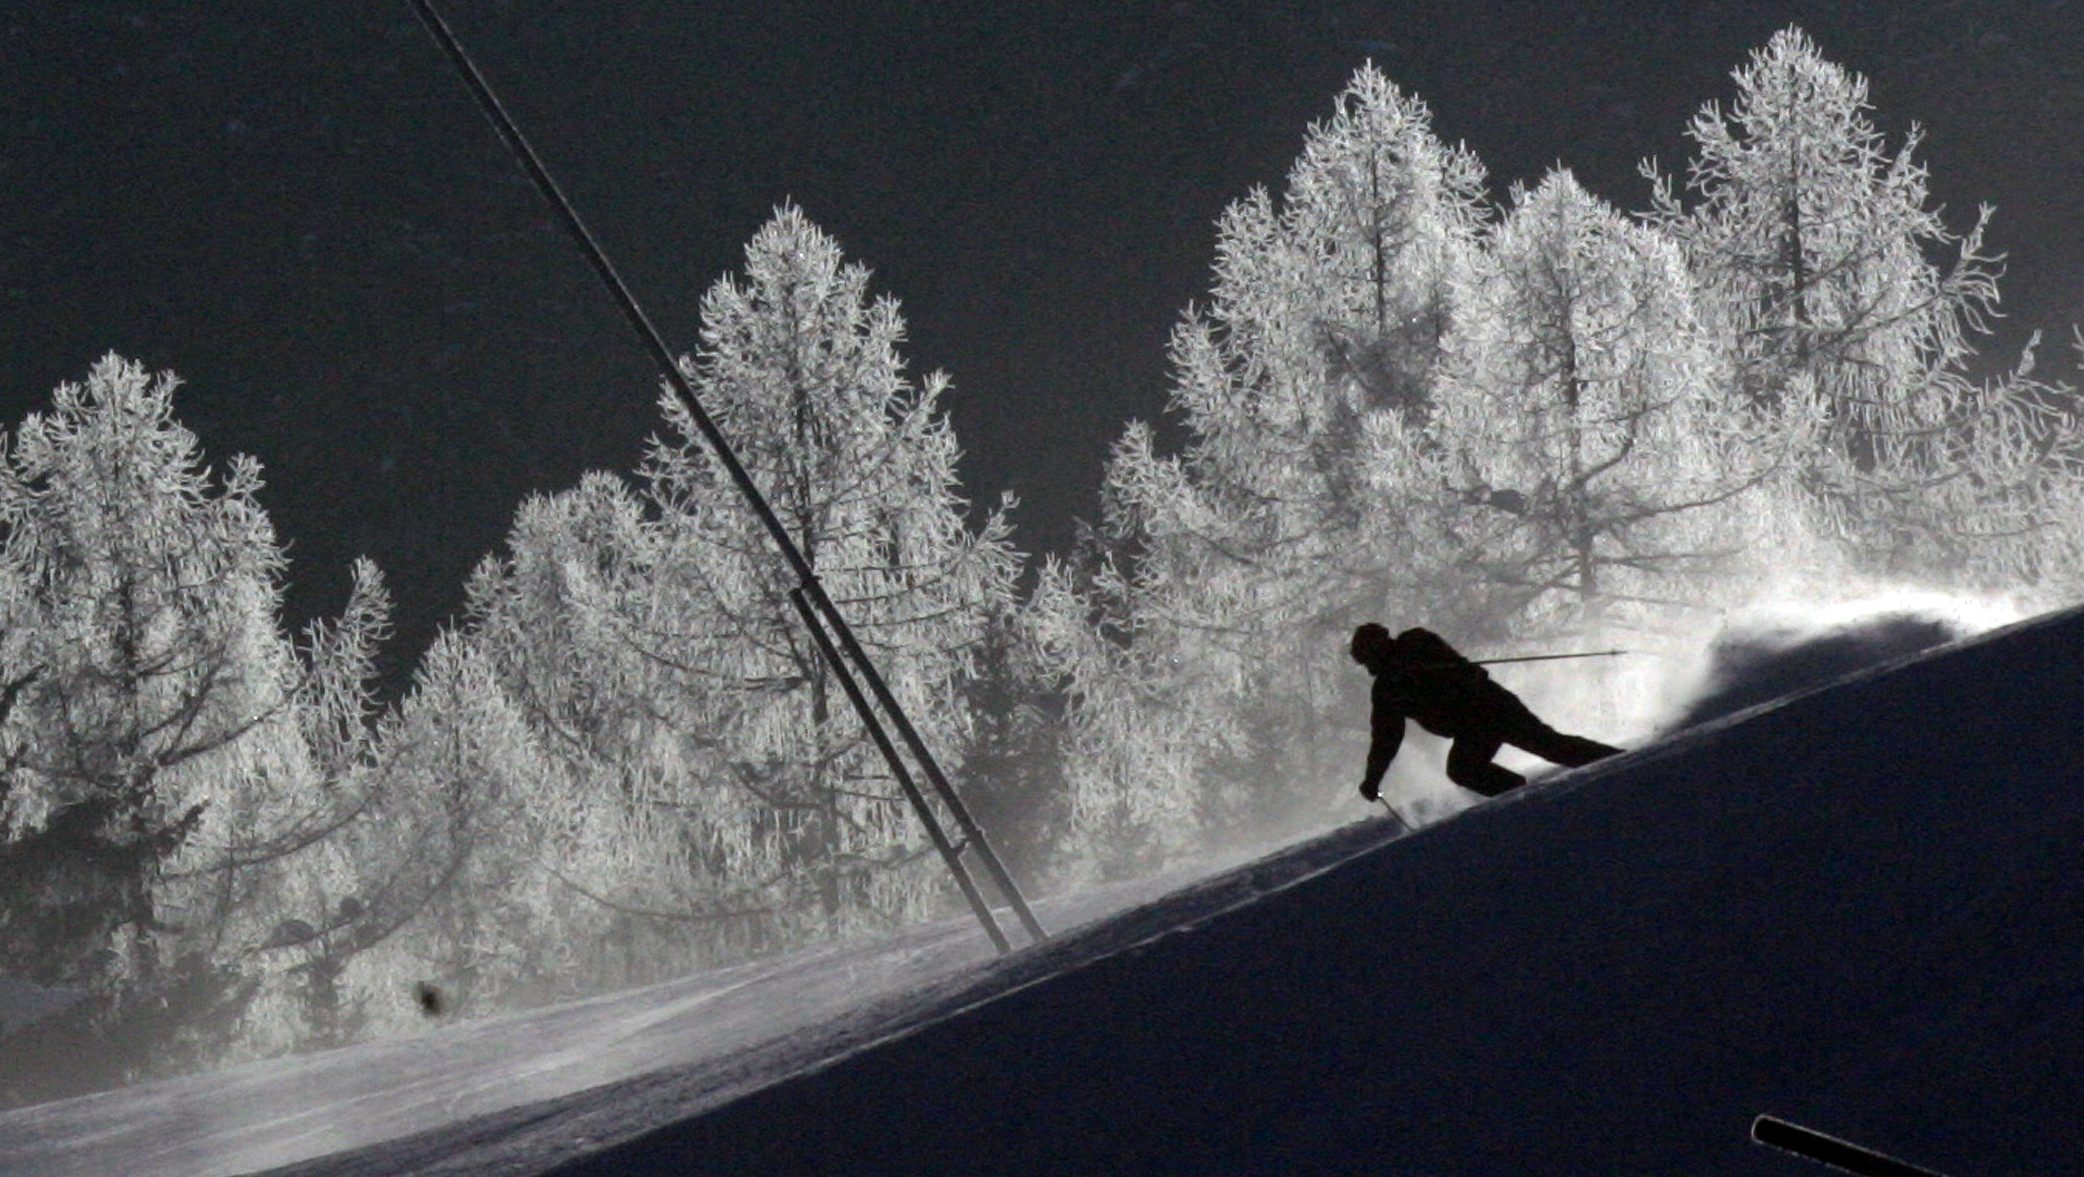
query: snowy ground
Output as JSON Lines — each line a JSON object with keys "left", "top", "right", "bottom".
{"left": 0, "top": 840, "right": 1305, "bottom": 1177}
{"left": 4, "top": 603, "right": 2080, "bottom": 1175}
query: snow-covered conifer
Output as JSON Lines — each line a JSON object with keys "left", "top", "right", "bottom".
{"left": 332, "top": 212, "right": 1025, "bottom": 1005}
{"left": 331, "top": 628, "right": 562, "bottom": 1027}
{"left": 1040, "top": 68, "right": 1489, "bottom": 864}
{"left": 950, "top": 594, "right": 1071, "bottom": 887}
{"left": 1436, "top": 170, "right": 1747, "bottom": 633}
{"left": 457, "top": 473, "right": 787, "bottom": 981}
{"left": 1643, "top": 26, "right": 2060, "bottom": 571}
{"left": 631, "top": 206, "right": 1021, "bottom": 940}
{"left": 0, "top": 356, "right": 390, "bottom": 1096}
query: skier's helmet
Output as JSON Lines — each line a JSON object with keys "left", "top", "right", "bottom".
{"left": 1350, "top": 623, "right": 1395, "bottom": 667}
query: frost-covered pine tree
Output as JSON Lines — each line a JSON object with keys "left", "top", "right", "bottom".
{"left": 452, "top": 472, "right": 786, "bottom": 984}
{"left": 631, "top": 206, "right": 1021, "bottom": 942}
{"left": 1023, "top": 557, "right": 1211, "bottom": 877}
{"left": 236, "top": 556, "right": 397, "bottom": 1049}
{"left": 1648, "top": 28, "right": 1993, "bottom": 428}
{"left": 0, "top": 356, "right": 390, "bottom": 1098}
{"left": 947, "top": 594, "right": 1071, "bottom": 887}
{"left": 1279, "top": 63, "right": 1490, "bottom": 420}
{"left": 312, "top": 477, "right": 710, "bottom": 1027}
{"left": 1643, "top": 26, "right": 2068, "bottom": 574}
{"left": 1041, "top": 67, "right": 1489, "bottom": 868}
{"left": 334, "top": 626, "right": 566, "bottom": 1025}
{"left": 1435, "top": 170, "right": 1749, "bottom": 635}
{"left": 331, "top": 213, "right": 1023, "bottom": 1009}
{"left": 1154, "top": 63, "right": 1485, "bottom": 596}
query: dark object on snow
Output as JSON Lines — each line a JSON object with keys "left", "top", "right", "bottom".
{"left": 1350, "top": 624, "right": 1620, "bottom": 799}
{"left": 1752, "top": 1114, "right": 1952, "bottom": 1177}
{"left": 260, "top": 919, "right": 319, "bottom": 950}
{"left": 1485, "top": 487, "right": 1529, "bottom": 515}
{"left": 414, "top": 982, "right": 445, "bottom": 1018}
{"left": 1670, "top": 613, "right": 1963, "bottom": 730}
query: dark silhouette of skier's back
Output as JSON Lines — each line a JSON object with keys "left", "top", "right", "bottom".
{"left": 1350, "top": 623, "right": 1619, "bottom": 800}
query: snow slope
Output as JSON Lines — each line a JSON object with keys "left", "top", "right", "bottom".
{"left": 7, "top": 604, "right": 2083, "bottom": 1175}
{"left": 0, "top": 853, "right": 1279, "bottom": 1177}
{"left": 555, "top": 601, "right": 2068, "bottom": 1177}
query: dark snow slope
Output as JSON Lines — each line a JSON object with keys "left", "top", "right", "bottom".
{"left": 545, "top": 606, "right": 2084, "bottom": 1177}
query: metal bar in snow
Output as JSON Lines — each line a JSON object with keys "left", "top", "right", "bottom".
{"left": 789, "top": 590, "right": 1010, "bottom": 954}
{"left": 406, "top": 0, "right": 1044, "bottom": 948}
{"left": 794, "top": 589, "right": 1050, "bottom": 944}
{"left": 1751, "top": 1114, "right": 1952, "bottom": 1177}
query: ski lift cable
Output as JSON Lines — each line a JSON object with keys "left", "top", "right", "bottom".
{"left": 404, "top": 0, "right": 1045, "bottom": 949}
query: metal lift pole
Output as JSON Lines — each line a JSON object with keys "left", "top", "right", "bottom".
{"left": 789, "top": 590, "right": 1009, "bottom": 953}
{"left": 406, "top": 0, "right": 1045, "bottom": 949}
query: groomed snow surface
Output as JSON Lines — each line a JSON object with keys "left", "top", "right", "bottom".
{"left": 5, "top": 605, "right": 2082, "bottom": 1175}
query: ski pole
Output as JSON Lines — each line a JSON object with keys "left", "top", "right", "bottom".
{"left": 1374, "top": 796, "right": 1414, "bottom": 834}
{"left": 1473, "top": 649, "right": 1633, "bottom": 666}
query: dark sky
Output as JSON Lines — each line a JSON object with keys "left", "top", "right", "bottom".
{"left": 4, "top": 1, "right": 2080, "bottom": 688}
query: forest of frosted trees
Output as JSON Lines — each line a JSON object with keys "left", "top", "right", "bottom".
{"left": 5, "top": 29, "right": 2083, "bottom": 1103}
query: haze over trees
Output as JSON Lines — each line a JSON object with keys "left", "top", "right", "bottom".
{"left": 3, "top": 27, "right": 2080, "bottom": 1103}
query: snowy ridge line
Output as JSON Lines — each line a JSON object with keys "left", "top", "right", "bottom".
{"left": 1, "top": 889, "right": 1004, "bottom": 1177}
{"left": 331, "top": 828, "right": 1415, "bottom": 1174}
{"left": 515, "top": 770, "right": 1618, "bottom": 1176}
{"left": 1528, "top": 601, "right": 2072, "bottom": 813}
{"left": 248, "top": 916, "right": 1011, "bottom": 1177}
{"left": 1711, "top": 598, "right": 2069, "bottom": 728}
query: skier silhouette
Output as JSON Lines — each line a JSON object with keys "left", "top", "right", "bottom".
{"left": 1350, "top": 623, "right": 1620, "bottom": 801}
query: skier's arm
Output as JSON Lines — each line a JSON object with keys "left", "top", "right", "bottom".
{"left": 1360, "top": 689, "right": 1405, "bottom": 798}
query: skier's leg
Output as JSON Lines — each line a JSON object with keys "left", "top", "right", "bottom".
{"left": 1446, "top": 730, "right": 1523, "bottom": 797}
{"left": 1501, "top": 708, "right": 1621, "bottom": 769}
